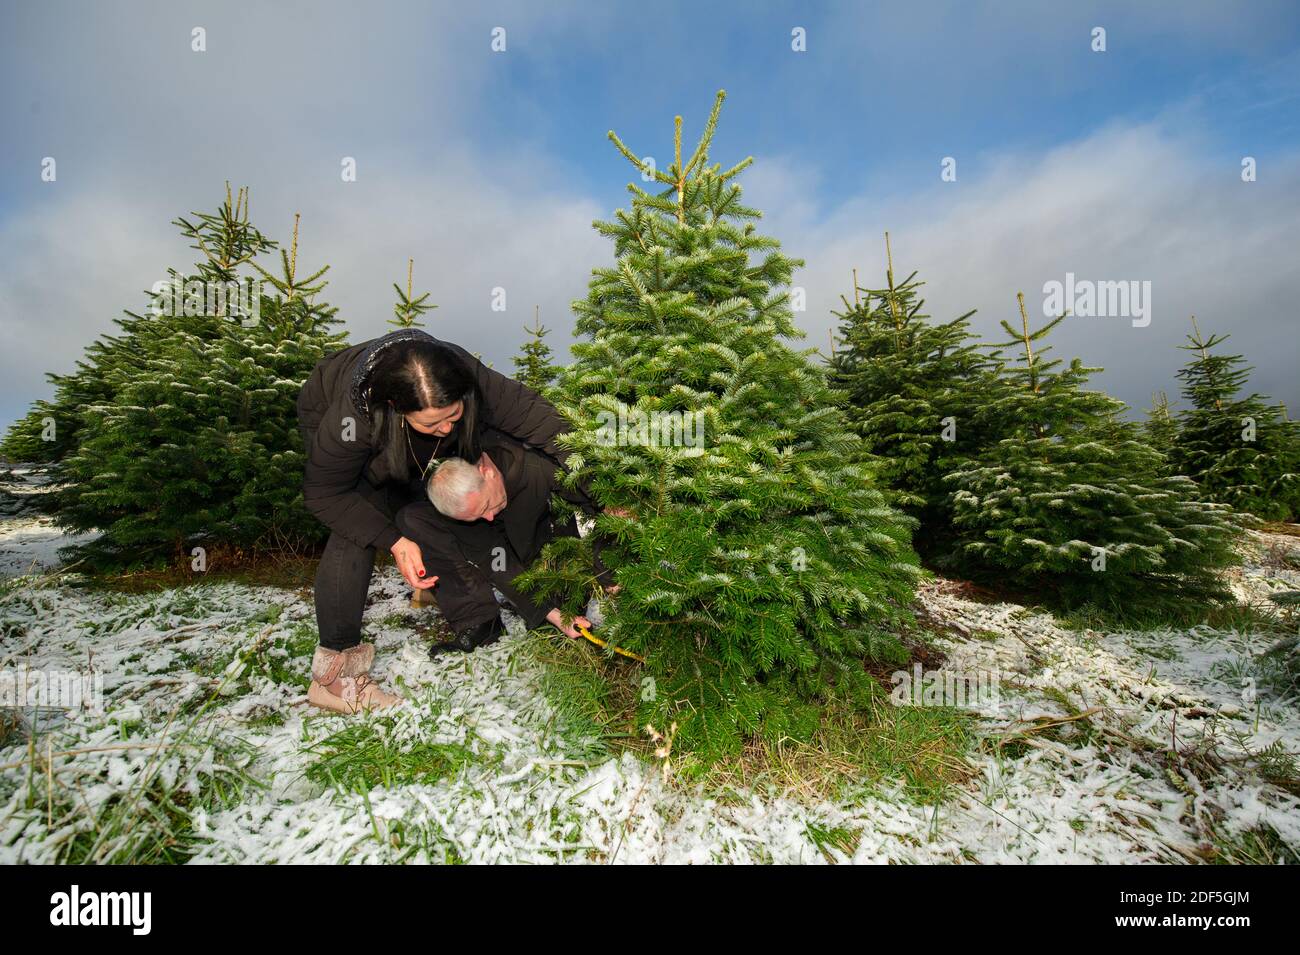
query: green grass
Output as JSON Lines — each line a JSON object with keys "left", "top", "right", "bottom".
{"left": 378, "top": 608, "right": 455, "bottom": 642}
{"left": 173, "top": 614, "right": 318, "bottom": 709}
{"left": 358, "top": 812, "right": 466, "bottom": 864}
{"left": 1210, "top": 823, "right": 1300, "bottom": 864}
{"left": 1051, "top": 595, "right": 1268, "bottom": 634}
{"left": 804, "top": 821, "right": 862, "bottom": 862}
{"left": 0, "top": 603, "right": 294, "bottom": 863}
{"left": 302, "top": 711, "right": 484, "bottom": 795}
{"left": 1, "top": 719, "right": 263, "bottom": 864}
{"left": 0, "top": 710, "right": 24, "bottom": 752}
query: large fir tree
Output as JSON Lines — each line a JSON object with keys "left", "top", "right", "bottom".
{"left": 516, "top": 92, "right": 921, "bottom": 765}
{"left": 46, "top": 187, "right": 347, "bottom": 566}
{"left": 1168, "top": 319, "right": 1299, "bottom": 522}
{"left": 943, "top": 295, "right": 1241, "bottom": 616}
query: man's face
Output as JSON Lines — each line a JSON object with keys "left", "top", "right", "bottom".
{"left": 457, "top": 452, "right": 508, "bottom": 522}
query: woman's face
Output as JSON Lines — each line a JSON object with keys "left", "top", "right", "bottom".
{"left": 405, "top": 401, "right": 463, "bottom": 437}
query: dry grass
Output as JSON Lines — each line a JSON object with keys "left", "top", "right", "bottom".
{"left": 1260, "top": 521, "right": 1300, "bottom": 539}
{"left": 529, "top": 629, "right": 976, "bottom": 805}
{"left": 77, "top": 544, "right": 327, "bottom": 594}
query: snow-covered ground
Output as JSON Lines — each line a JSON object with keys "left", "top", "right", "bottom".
{"left": 1, "top": 464, "right": 1297, "bottom": 863}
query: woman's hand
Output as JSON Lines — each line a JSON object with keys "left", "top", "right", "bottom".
{"left": 547, "top": 608, "right": 592, "bottom": 640}
{"left": 603, "top": 506, "right": 635, "bottom": 520}
{"left": 391, "top": 536, "right": 438, "bottom": 590}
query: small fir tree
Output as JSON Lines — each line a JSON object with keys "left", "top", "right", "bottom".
{"left": 513, "top": 307, "right": 560, "bottom": 392}
{"left": 389, "top": 258, "right": 437, "bottom": 328}
{"left": 943, "top": 294, "right": 1241, "bottom": 618}
{"left": 1143, "top": 391, "right": 1180, "bottom": 458}
{"left": 828, "top": 235, "right": 1005, "bottom": 545}
{"left": 1168, "top": 318, "right": 1300, "bottom": 522}
{"left": 2, "top": 292, "right": 171, "bottom": 470}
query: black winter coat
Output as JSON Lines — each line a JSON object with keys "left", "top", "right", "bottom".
{"left": 296, "top": 329, "right": 576, "bottom": 553}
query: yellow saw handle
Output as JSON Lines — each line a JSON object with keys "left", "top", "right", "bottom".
{"left": 576, "top": 624, "right": 646, "bottom": 663}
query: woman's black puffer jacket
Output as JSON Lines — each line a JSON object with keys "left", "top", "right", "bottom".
{"left": 295, "top": 329, "right": 573, "bottom": 552}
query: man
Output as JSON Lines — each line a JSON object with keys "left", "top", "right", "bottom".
{"left": 395, "top": 438, "right": 618, "bottom": 657}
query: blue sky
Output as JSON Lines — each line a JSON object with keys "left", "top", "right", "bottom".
{"left": 2, "top": 0, "right": 1298, "bottom": 433}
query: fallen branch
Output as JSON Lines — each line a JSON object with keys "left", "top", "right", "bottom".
{"left": 998, "top": 707, "right": 1105, "bottom": 738}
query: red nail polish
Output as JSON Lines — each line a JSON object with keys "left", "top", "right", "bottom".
{"left": 417, "top": 570, "right": 425, "bottom": 577}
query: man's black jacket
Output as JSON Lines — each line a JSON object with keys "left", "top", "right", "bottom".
{"left": 396, "top": 439, "right": 611, "bottom": 630}
{"left": 486, "top": 439, "right": 601, "bottom": 567}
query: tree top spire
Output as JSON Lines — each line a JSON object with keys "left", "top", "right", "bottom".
{"left": 605, "top": 89, "right": 753, "bottom": 223}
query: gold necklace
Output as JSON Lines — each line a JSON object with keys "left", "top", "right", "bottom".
{"left": 403, "top": 417, "right": 444, "bottom": 481}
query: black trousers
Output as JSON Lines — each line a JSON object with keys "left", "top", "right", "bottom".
{"left": 313, "top": 477, "right": 417, "bottom": 652}
{"left": 313, "top": 478, "right": 572, "bottom": 651}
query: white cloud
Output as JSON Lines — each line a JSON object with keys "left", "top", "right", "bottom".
{"left": 0, "top": 146, "right": 610, "bottom": 430}
{"left": 3, "top": 0, "right": 1297, "bottom": 434}
{"left": 746, "top": 119, "right": 1300, "bottom": 417}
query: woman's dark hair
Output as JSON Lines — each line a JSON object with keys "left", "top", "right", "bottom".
{"left": 367, "top": 341, "right": 482, "bottom": 483}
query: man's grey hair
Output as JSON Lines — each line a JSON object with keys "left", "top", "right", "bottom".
{"left": 426, "top": 458, "right": 484, "bottom": 518}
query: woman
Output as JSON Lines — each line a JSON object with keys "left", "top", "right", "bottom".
{"left": 295, "top": 328, "right": 583, "bottom": 714}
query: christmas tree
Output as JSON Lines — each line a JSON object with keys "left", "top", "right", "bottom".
{"left": 389, "top": 258, "right": 437, "bottom": 328}
{"left": 828, "top": 235, "right": 1004, "bottom": 546}
{"left": 512, "top": 307, "right": 560, "bottom": 392}
{"left": 1168, "top": 318, "right": 1300, "bottom": 522}
{"left": 943, "top": 294, "right": 1241, "bottom": 617}
{"left": 515, "top": 92, "right": 921, "bottom": 766}
{"left": 1143, "top": 390, "right": 1180, "bottom": 458}
{"left": 48, "top": 186, "right": 348, "bottom": 567}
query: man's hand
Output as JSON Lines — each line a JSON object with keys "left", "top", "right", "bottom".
{"left": 391, "top": 536, "right": 439, "bottom": 591}
{"left": 547, "top": 608, "right": 592, "bottom": 640}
